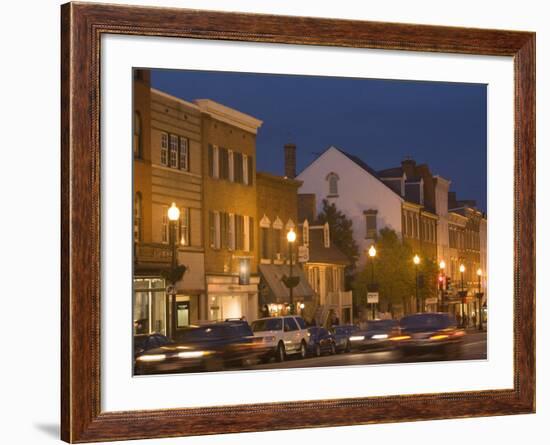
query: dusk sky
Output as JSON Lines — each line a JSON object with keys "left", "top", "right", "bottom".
{"left": 151, "top": 69, "right": 487, "bottom": 212}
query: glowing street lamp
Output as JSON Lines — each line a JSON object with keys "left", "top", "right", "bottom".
{"left": 438, "top": 260, "right": 446, "bottom": 311}
{"left": 459, "top": 263, "right": 466, "bottom": 327}
{"left": 286, "top": 228, "right": 297, "bottom": 314}
{"left": 368, "top": 245, "right": 377, "bottom": 319}
{"left": 476, "top": 268, "right": 483, "bottom": 331}
{"left": 413, "top": 255, "right": 421, "bottom": 312}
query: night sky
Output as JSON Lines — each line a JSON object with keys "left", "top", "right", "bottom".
{"left": 151, "top": 69, "right": 487, "bottom": 212}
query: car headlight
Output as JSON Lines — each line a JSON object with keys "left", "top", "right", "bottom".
{"left": 371, "top": 334, "right": 388, "bottom": 340}
{"left": 136, "top": 354, "right": 166, "bottom": 362}
{"left": 177, "top": 351, "right": 208, "bottom": 359}
{"left": 349, "top": 335, "right": 365, "bottom": 341}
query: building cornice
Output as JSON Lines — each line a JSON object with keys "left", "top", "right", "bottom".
{"left": 195, "top": 99, "right": 263, "bottom": 134}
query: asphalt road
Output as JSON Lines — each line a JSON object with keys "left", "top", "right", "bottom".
{"left": 244, "top": 331, "right": 487, "bottom": 371}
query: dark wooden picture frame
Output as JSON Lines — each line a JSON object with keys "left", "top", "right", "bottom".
{"left": 61, "top": 2, "right": 535, "bottom": 442}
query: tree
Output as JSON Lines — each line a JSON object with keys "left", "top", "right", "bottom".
{"left": 354, "top": 228, "right": 414, "bottom": 311}
{"left": 316, "top": 199, "right": 359, "bottom": 286}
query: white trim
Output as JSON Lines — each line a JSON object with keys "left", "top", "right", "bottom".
{"left": 195, "top": 99, "right": 263, "bottom": 134}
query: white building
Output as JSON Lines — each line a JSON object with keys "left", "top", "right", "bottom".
{"left": 296, "top": 146, "right": 403, "bottom": 266}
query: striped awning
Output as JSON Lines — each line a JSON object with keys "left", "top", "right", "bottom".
{"left": 259, "top": 264, "right": 314, "bottom": 304}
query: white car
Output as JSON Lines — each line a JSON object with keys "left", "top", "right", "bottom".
{"left": 251, "top": 316, "right": 310, "bottom": 362}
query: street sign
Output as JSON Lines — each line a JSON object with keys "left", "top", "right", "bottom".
{"left": 298, "top": 245, "right": 309, "bottom": 263}
{"left": 367, "top": 292, "right": 379, "bottom": 304}
{"left": 425, "top": 297, "right": 438, "bottom": 305}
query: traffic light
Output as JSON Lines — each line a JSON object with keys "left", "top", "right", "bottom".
{"left": 438, "top": 274, "right": 445, "bottom": 290}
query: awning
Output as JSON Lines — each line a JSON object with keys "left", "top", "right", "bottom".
{"left": 259, "top": 264, "right": 315, "bottom": 305}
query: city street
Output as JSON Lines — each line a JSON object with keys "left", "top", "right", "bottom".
{"left": 244, "top": 331, "right": 487, "bottom": 371}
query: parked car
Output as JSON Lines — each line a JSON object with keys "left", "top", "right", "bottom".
{"left": 133, "top": 333, "right": 172, "bottom": 356}
{"left": 348, "top": 319, "right": 399, "bottom": 351}
{"left": 329, "top": 325, "right": 359, "bottom": 353}
{"left": 393, "top": 312, "right": 465, "bottom": 358}
{"left": 134, "top": 320, "right": 270, "bottom": 375}
{"left": 250, "top": 315, "right": 310, "bottom": 362}
{"left": 307, "top": 327, "right": 337, "bottom": 356}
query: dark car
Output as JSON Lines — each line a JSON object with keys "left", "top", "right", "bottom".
{"left": 134, "top": 320, "right": 270, "bottom": 375}
{"left": 393, "top": 312, "right": 465, "bottom": 358}
{"left": 307, "top": 327, "right": 337, "bottom": 357}
{"left": 133, "top": 333, "right": 172, "bottom": 356}
{"left": 329, "top": 325, "right": 358, "bottom": 352}
{"left": 348, "top": 319, "right": 399, "bottom": 351}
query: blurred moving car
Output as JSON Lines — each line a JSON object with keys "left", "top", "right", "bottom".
{"left": 307, "top": 327, "right": 337, "bottom": 356}
{"left": 348, "top": 319, "right": 399, "bottom": 351}
{"left": 392, "top": 312, "right": 465, "bottom": 359}
{"left": 251, "top": 315, "right": 310, "bottom": 362}
{"left": 329, "top": 325, "right": 358, "bottom": 353}
{"left": 134, "top": 320, "right": 269, "bottom": 375}
{"left": 133, "top": 333, "right": 172, "bottom": 356}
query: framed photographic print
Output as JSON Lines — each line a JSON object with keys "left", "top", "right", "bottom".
{"left": 61, "top": 2, "right": 535, "bottom": 442}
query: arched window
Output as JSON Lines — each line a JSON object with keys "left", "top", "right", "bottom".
{"left": 134, "top": 192, "right": 142, "bottom": 242}
{"left": 326, "top": 172, "right": 339, "bottom": 196}
{"left": 133, "top": 111, "right": 142, "bottom": 158}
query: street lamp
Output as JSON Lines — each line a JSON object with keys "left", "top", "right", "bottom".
{"left": 413, "top": 254, "right": 421, "bottom": 313}
{"left": 477, "top": 268, "right": 483, "bottom": 331}
{"left": 167, "top": 203, "right": 180, "bottom": 337}
{"left": 368, "top": 245, "right": 377, "bottom": 319}
{"left": 459, "top": 263, "right": 466, "bottom": 327}
{"left": 286, "top": 228, "right": 297, "bottom": 314}
{"left": 439, "top": 260, "right": 446, "bottom": 312}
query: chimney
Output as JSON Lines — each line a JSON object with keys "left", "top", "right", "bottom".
{"left": 284, "top": 143, "right": 296, "bottom": 179}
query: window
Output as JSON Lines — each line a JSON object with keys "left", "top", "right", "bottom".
{"left": 179, "top": 208, "right": 190, "bottom": 246}
{"left": 326, "top": 172, "right": 339, "bottom": 196}
{"left": 134, "top": 192, "right": 142, "bottom": 242}
{"left": 261, "top": 227, "right": 270, "bottom": 259}
{"left": 233, "top": 152, "right": 244, "bottom": 183}
{"left": 235, "top": 215, "right": 245, "bottom": 251}
{"left": 179, "top": 137, "right": 189, "bottom": 171}
{"left": 220, "top": 212, "right": 230, "bottom": 249}
{"left": 273, "top": 228, "right": 282, "bottom": 258}
{"left": 161, "top": 206, "right": 168, "bottom": 243}
{"left": 133, "top": 112, "right": 142, "bottom": 158}
{"left": 160, "top": 132, "right": 168, "bottom": 166}
{"left": 219, "top": 148, "right": 229, "bottom": 180}
{"left": 169, "top": 134, "right": 179, "bottom": 168}
{"left": 284, "top": 317, "right": 298, "bottom": 332}
{"left": 209, "top": 211, "right": 220, "bottom": 249}
{"left": 364, "top": 211, "right": 377, "bottom": 239}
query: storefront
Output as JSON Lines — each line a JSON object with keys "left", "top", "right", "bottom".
{"left": 133, "top": 277, "right": 167, "bottom": 335}
{"left": 258, "top": 264, "right": 314, "bottom": 319}
{"left": 206, "top": 275, "right": 260, "bottom": 322}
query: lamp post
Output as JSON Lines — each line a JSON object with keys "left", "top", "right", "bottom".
{"left": 368, "top": 245, "right": 377, "bottom": 319}
{"left": 439, "top": 260, "right": 446, "bottom": 312}
{"left": 413, "top": 254, "right": 421, "bottom": 313}
{"left": 459, "top": 263, "right": 466, "bottom": 328}
{"left": 477, "top": 268, "right": 483, "bottom": 331}
{"left": 286, "top": 228, "right": 297, "bottom": 314}
{"left": 167, "top": 202, "right": 180, "bottom": 338}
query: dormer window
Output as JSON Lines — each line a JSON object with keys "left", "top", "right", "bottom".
{"left": 326, "top": 172, "right": 339, "bottom": 197}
